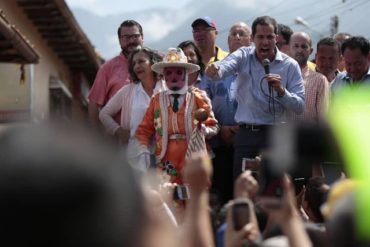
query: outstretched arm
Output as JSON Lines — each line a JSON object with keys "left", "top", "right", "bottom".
{"left": 180, "top": 153, "right": 214, "bottom": 247}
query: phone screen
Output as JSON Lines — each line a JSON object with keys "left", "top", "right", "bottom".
{"left": 293, "top": 177, "right": 306, "bottom": 195}
{"left": 232, "top": 201, "right": 250, "bottom": 231}
{"left": 173, "top": 185, "right": 190, "bottom": 200}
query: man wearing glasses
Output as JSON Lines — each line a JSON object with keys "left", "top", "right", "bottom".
{"left": 88, "top": 20, "right": 144, "bottom": 129}
{"left": 191, "top": 16, "right": 228, "bottom": 66}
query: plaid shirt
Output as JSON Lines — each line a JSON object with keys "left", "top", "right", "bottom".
{"left": 290, "top": 66, "right": 329, "bottom": 122}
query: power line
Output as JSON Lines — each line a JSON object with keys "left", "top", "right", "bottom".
{"left": 216, "top": 0, "right": 287, "bottom": 35}
{"left": 300, "top": 0, "right": 367, "bottom": 26}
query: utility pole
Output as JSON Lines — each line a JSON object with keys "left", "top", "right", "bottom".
{"left": 330, "top": 15, "right": 339, "bottom": 36}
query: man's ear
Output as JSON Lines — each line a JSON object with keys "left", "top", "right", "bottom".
{"left": 309, "top": 47, "right": 313, "bottom": 55}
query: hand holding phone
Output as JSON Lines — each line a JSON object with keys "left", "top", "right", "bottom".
{"left": 173, "top": 185, "right": 190, "bottom": 200}
{"left": 232, "top": 198, "right": 250, "bottom": 231}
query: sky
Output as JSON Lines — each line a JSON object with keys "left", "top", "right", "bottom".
{"left": 65, "top": 0, "right": 193, "bottom": 16}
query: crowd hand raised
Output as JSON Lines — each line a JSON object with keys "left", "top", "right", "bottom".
{"left": 205, "top": 63, "right": 220, "bottom": 79}
{"left": 183, "top": 152, "right": 212, "bottom": 195}
{"left": 260, "top": 175, "right": 312, "bottom": 247}
{"left": 264, "top": 73, "right": 285, "bottom": 96}
{"left": 224, "top": 200, "right": 260, "bottom": 247}
{"left": 260, "top": 174, "right": 298, "bottom": 224}
{"left": 158, "top": 182, "right": 177, "bottom": 205}
{"left": 234, "top": 170, "right": 259, "bottom": 200}
{"left": 114, "top": 127, "right": 130, "bottom": 144}
{"left": 295, "top": 185, "right": 309, "bottom": 220}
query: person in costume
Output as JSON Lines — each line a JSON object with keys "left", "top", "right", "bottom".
{"left": 135, "top": 48, "right": 218, "bottom": 184}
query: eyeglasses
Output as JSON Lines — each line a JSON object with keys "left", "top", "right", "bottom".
{"left": 192, "top": 27, "right": 216, "bottom": 34}
{"left": 120, "top": 33, "right": 142, "bottom": 41}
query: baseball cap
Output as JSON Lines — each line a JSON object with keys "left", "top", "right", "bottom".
{"left": 191, "top": 16, "right": 217, "bottom": 29}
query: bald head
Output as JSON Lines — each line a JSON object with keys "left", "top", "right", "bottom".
{"left": 291, "top": 32, "right": 312, "bottom": 46}
{"left": 228, "top": 21, "right": 252, "bottom": 53}
{"left": 289, "top": 32, "right": 313, "bottom": 68}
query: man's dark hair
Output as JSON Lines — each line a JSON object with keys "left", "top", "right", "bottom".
{"left": 117, "top": 19, "right": 143, "bottom": 37}
{"left": 277, "top": 24, "right": 293, "bottom": 43}
{"left": 128, "top": 47, "right": 163, "bottom": 83}
{"left": 317, "top": 37, "right": 341, "bottom": 54}
{"left": 252, "top": 16, "right": 278, "bottom": 36}
{"left": 341, "top": 36, "right": 370, "bottom": 56}
{"left": 177, "top": 40, "right": 205, "bottom": 75}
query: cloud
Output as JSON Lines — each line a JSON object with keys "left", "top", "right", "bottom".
{"left": 66, "top": 0, "right": 192, "bottom": 16}
{"left": 140, "top": 14, "right": 176, "bottom": 41}
{"left": 137, "top": 9, "right": 191, "bottom": 41}
{"left": 229, "top": 0, "right": 258, "bottom": 8}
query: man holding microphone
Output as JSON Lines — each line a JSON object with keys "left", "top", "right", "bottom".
{"left": 205, "top": 16, "right": 305, "bottom": 180}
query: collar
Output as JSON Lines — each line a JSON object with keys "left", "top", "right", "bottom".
{"left": 208, "top": 46, "right": 228, "bottom": 64}
{"left": 343, "top": 67, "right": 370, "bottom": 83}
{"left": 192, "top": 74, "right": 202, "bottom": 87}
{"left": 118, "top": 52, "right": 128, "bottom": 62}
{"left": 302, "top": 65, "right": 309, "bottom": 76}
{"left": 138, "top": 80, "right": 166, "bottom": 95}
{"left": 273, "top": 47, "right": 284, "bottom": 62}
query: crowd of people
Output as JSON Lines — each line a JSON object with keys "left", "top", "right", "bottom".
{"left": 2, "top": 14, "right": 370, "bottom": 247}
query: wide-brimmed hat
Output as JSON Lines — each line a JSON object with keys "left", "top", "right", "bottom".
{"left": 151, "top": 48, "right": 200, "bottom": 74}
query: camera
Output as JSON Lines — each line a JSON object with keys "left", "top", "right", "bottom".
{"left": 232, "top": 198, "right": 251, "bottom": 231}
{"left": 173, "top": 185, "right": 190, "bottom": 200}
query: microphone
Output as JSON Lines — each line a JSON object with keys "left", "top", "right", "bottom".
{"left": 262, "top": 58, "right": 270, "bottom": 74}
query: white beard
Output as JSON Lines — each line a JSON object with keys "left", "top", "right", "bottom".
{"left": 165, "top": 73, "right": 189, "bottom": 95}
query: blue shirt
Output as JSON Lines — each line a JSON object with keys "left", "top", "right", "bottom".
{"left": 206, "top": 74, "right": 238, "bottom": 148}
{"left": 208, "top": 74, "right": 238, "bottom": 126}
{"left": 331, "top": 68, "right": 370, "bottom": 92}
{"left": 216, "top": 223, "right": 227, "bottom": 247}
{"left": 193, "top": 73, "right": 209, "bottom": 92}
{"left": 213, "top": 46, "right": 305, "bottom": 125}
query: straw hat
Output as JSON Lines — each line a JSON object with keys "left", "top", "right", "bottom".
{"left": 321, "top": 179, "right": 358, "bottom": 219}
{"left": 151, "top": 48, "right": 200, "bottom": 74}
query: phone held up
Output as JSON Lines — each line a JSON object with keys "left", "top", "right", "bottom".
{"left": 173, "top": 185, "right": 190, "bottom": 200}
{"left": 232, "top": 198, "right": 251, "bottom": 231}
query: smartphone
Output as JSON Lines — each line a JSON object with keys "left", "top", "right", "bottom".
{"left": 242, "top": 158, "right": 259, "bottom": 181}
{"left": 232, "top": 199, "right": 250, "bottom": 231}
{"left": 173, "top": 185, "right": 190, "bottom": 200}
{"left": 293, "top": 177, "right": 306, "bottom": 195}
{"left": 258, "top": 157, "right": 284, "bottom": 199}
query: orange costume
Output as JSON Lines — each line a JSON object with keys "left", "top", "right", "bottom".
{"left": 135, "top": 88, "right": 218, "bottom": 184}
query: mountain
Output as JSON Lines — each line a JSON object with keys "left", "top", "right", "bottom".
{"left": 70, "top": 0, "right": 370, "bottom": 60}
